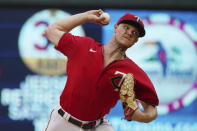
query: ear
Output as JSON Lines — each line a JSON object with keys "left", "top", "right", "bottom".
{"left": 114, "top": 24, "right": 118, "bottom": 33}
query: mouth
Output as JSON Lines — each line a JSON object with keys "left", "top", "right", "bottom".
{"left": 123, "top": 36, "right": 131, "bottom": 41}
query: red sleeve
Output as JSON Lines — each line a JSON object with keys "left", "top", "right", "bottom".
{"left": 134, "top": 72, "right": 159, "bottom": 106}
{"left": 55, "top": 33, "right": 94, "bottom": 58}
{"left": 128, "top": 60, "right": 159, "bottom": 106}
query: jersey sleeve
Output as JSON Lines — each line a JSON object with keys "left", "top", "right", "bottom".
{"left": 134, "top": 69, "right": 159, "bottom": 106}
{"left": 55, "top": 33, "right": 94, "bottom": 58}
{"left": 127, "top": 60, "right": 159, "bottom": 106}
{"left": 135, "top": 72, "right": 159, "bottom": 105}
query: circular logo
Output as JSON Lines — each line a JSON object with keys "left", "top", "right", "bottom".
{"left": 126, "top": 13, "right": 197, "bottom": 114}
{"left": 18, "top": 9, "right": 85, "bottom": 75}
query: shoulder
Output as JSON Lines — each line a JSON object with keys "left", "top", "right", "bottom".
{"left": 60, "top": 33, "right": 101, "bottom": 46}
{"left": 124, "top": 58, "right": 150, "bottom": 81}
{"left": 60, "top": 33, "right": 93, "bottom": 42}
{"left": 124, "top": 58, "right": 143, "bottom": 71}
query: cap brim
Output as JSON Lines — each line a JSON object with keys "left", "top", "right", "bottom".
{"left": 118, "top": 20, "right": 145, "bottom": 37}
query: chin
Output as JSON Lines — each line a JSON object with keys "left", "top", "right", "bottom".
{"left": 117, "top": 39, "right": 134, "bottom": 49}
{"left": 119, "top": 43, "right": 132, "bottom": 49}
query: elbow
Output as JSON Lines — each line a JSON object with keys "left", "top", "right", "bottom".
{"left": 45, "top": 24, "right": 54, "bottom": 38}
{"left": 45, "top": 27, "right": 49, "bottom": 37}
{"left": 44, "top": 24, "right": 59, "bottom": 46}
{"left": 44, "top": 24, "right": 62, "bottom": 46}
{"left": 45, "top": 23, "right": 60, "bottom": 36}
{"left": 144, "top": 114, "right": 157, "bottom": 123}
{"left": 143, "top": 109, "right": 158, "bottom": 123}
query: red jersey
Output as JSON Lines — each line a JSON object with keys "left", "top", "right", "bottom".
{"left": 55, "top": 33, "right": 159, "bottom": 121}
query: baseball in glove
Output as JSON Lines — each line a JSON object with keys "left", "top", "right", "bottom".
{"left": 120, "top": 73, "right": 138, "bottom": 121}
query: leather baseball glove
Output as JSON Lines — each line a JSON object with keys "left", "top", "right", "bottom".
{"left": 120, "top": 73, "right": 138, "bottom": 121}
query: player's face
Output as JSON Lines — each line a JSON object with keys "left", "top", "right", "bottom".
{"left": 114, "top": 23, "right": 139, "bottom": 48}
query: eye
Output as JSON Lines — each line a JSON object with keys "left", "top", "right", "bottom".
{"left": 131, "top": 31, "right": 139, "bottom": 37}
{"left": 123, "top": 25, "right": 129, "bottom": 30}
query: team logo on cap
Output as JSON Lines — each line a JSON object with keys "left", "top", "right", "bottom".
{"left": 134, "top": 16, "right": 140, "bottom": 22}
{"left": 18, "top": 9, "right": 85, "bottom": 75}
{"left": 126, "top": 13, "right": 197, "bottom": 115}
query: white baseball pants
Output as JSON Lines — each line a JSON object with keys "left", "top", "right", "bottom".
{"left": 45, "top": 104, "right": 114, "bottom": 131}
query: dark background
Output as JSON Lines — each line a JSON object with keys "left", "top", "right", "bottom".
{"left": 0, "top": 0, "right": 197, "bottom": 10}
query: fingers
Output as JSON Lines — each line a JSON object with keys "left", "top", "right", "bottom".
{"left": 94, "top": 9, "right": 104, "bottom": 16}
{"left": 124, "top": 106, "right": 139, "bottom": 121}
{"left": 85, "top": 9, "right": 107, "bottom": 25}
{"left": 86, "top": 9, "right": 103, "bottom": 17}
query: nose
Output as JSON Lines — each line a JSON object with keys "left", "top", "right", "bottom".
{"left": 127, "top": 30, "right": 134, "bottom": 38}
{"left": 123, "top": 28, "right": 131, "bottom": 37}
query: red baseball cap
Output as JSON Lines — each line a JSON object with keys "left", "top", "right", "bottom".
{"left": 117, "top": 13, "right": 145, "bottom": 37}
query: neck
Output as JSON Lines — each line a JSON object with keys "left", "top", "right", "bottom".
{"left": 102, "top": 36, "right": 127, "bottom": 68}
{"left": 103, "top": 37, "right": 126, "bottom": 60}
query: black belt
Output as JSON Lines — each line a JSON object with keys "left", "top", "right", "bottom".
{"left": 58, "top": 108, "right": 103, "bottom": 130}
